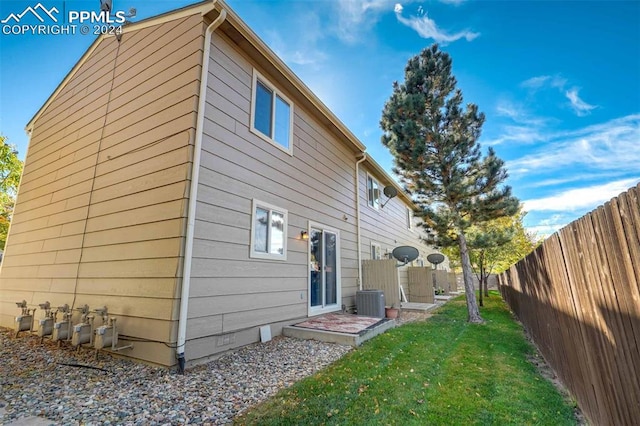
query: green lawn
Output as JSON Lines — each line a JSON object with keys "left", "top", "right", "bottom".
{"left": 235, "top": 292, "right": 577, "bottom": 425}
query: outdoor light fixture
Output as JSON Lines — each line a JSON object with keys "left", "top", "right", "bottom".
{"left": 300, "top": 231, "right": 309, "bottom": 240}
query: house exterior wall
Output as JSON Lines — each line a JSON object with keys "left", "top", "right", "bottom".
{"left": 1, "top": 1, "right": 448, "bottom": 367}
{"left": 358, "top": 164, "right": 446, "bottom": 300}
{"left": 0, "top": 14, "right": 206, "bottom": 366}
{"left": 185, "top": 30, "right": 362, "bottom": 361}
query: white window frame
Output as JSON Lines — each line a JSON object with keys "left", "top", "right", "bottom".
{"left": 371, "top": 242, "right": 382, "bottom": 260}
{"left": 366, "top": 174, "right": 380, "bottom": 210}
{"left": 406, "top": 206, "right": 413, "bottom": 230}
{"left": 250, "top": 69, "right": 294, "bottom": 156}
{"left": 249, "top": 199, "right": 288, "bottom": 261}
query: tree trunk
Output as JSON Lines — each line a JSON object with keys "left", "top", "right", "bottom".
{"left": 478, "top": 253, "right": 484, "bottom": 307}
{"left": 484, "top": 274, "right": 490, "bottom": 297}
{"left": 458, "top": 232, "right": 484, "bottom": 323}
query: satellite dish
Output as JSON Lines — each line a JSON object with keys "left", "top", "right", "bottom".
{"left": 383, "top": 186, "right": 398, "bottom": 198}
{"left": 427, "top": 253, "right": 445, "bottom": 266}
{"left": 380, "top": 185, "right": 398, "bottom": 208}
{"left": 392, "top": 246, "right": 419, "bottom": 266}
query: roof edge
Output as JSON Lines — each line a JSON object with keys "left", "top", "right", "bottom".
{"left": 363, "top": 156, "right": 415, "bottom": 208}
{"left": 215, "top": 0, "right": 366, "bottom": 153}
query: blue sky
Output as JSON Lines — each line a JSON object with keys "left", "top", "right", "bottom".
{"left": 1, "top": 0, "right": 639, "bottom": 237}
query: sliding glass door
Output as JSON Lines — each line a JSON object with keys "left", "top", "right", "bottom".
{"left": 309, "top": 225, "right": 340, "bottom": 314}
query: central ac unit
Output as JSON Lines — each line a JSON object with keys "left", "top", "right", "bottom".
{"left": 356, "top": 290, "right": 385, "bottom": 318}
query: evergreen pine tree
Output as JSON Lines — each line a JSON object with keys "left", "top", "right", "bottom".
{"left": 380, "top": 45, "right": 519, "bottom": 323}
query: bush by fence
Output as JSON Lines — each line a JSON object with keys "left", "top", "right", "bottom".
{"left": 498, "top": 183, "right": 639, "bottom": 426}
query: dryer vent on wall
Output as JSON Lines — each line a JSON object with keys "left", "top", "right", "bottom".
{"left": 356, "top": 290, "right": 385, "bottom": 318}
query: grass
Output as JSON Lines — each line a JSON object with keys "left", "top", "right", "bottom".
{"left": 235, "top": 292, "right": 577, "bottom": 425}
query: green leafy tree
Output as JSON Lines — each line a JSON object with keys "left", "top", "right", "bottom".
{"left": 0, "top": 136, "right": 23, "bottom": 250}
{"left": 468, "top": 221, "right": 514, "bottom": 307}
{"left": 493, "top": 210, "right": 542, "bottom": 273}
{"left": 380, "top": 45, "right": 519, "bottom": 323}
{"left": 443, "top": 209, "right": 541, "bottom": 305}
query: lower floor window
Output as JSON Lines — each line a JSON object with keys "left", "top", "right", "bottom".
{"left": 250, "top": 199, "right": 288, "bottom": 260}
{"left": 371, "top": 243, "right": 382, "bottom": 260}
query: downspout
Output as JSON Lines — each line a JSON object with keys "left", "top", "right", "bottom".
{"left": 177, "top": 4, "right": 227, "bottom": 373}
{"left": 355, "top": 153, "right": 367, "bottom": 290}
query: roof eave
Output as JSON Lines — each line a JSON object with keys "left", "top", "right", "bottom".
{"left": 363, "top": 156, "right": 415, "bottom": 208}
{"left": 214, "top": 0, "right": 366, "bottom": 153}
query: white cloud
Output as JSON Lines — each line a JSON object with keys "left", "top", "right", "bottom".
{"left": 495, "top": 99, "right": 547, "bottom": 126}
{"left": 507, "top": 114, "right": 640, "bottom": 175}
{"left": 486, "top": 100, "right": 549, "bottom": 145}
{"left": 525, "top": 214, "right": 570, "bottom": 237}
{"left": 520, "top": 74, "right": 566, "bottom": 90}
{"left": 394, "top": 7, "right": 479, "bottom": 43}
{"left": 523, "top": 171, "right": 631, "bottom": 189}
{"left": 523, "top": 178, "right": 640, "bottom": 213}
{"left": 565, "top": 88, "right": 597, "bottom": 116}
{"left": 335, "top": 1, "right": 475, "bottom": 44}
{"left": 265, "top": 13, "right": 328, "bottom": 67}
{"left": 486, "top": 124, "right": 545, "bottom": 146}
{"left": 271, "top": 44, "right": 328, "bottom": 66}
{"left": 519, "top": 74, "right": 597, "bottom": 116}
{"left": 335, "top": 0, "right": 397, "bottom": 43}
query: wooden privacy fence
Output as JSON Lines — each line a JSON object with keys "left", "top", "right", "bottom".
{"left": 362, "top": 259, "right": 400, "bottom": 307}
{"left": 364, "top": 261, "right": 453, "bottom": 305}
{"left": 498, "top": 183, "right": 640, "bottom": 426}
{"left": 447, "top": 272, "right": 457, "bottom": 293}
{"left": 408, "top": 267, "right": 434, "bottom": 303}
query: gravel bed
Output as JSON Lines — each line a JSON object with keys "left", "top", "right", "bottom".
{"left": 0, "top": 328, "right": 351, "bottom": 425}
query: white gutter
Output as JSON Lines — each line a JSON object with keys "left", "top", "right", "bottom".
{"left": 355, "top": 153, "right": 367, "bottom": 290}
{"left": 177, "top": 3, "right": 227, "bottom": 371}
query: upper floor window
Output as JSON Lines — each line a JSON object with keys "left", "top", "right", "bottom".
{"left": 367, "top": 174, "right": 379, "bottom": 209}
{"left": 251, "top": 69, "right": 293, "bottom": 155}
{"left": 250, "top": 199, "right": 288, "bottom": 261}
{"left": 406, "top": 206, "right": 413, "bottom": 229}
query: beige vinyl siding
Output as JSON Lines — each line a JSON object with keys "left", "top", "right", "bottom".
{"left": 358, "top": 165, "right": 443, "bottom": 297}
{"left": 185, "top": 31, "right": 360, "bottom": 359}
{"left": 0, "top": 14, "right": 205, "bottom": 366}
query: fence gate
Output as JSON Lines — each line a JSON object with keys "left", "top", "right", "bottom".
{"left": 447, "top": 272, "right": 458, "bottom": 293}
{"left": 362, "top": 259, "right": 400, "bottom": 307}
{"left": 408, "top": 267, "right": 434, "bottom": 303}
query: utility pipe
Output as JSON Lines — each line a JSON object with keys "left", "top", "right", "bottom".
{"left": 177, "top": 2, "right": 227, "bottom": 373}
{"left": 355, "top": 153, "right": 367, "bottom": 290}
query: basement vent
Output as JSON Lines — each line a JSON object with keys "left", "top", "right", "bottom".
{"left": 216, "top": 333, "right": 236, "bottom": 347}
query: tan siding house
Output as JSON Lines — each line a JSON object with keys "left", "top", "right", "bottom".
{"left": 358, "top": 158, "right": 447, "bottom": 300}
{"left": 0, "top": 0, "right": 446, "bottom": 367}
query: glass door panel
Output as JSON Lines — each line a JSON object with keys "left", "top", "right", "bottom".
{"left": 324, "top": 231, "right": 337, "bottom": 305}
{"left": 309, "top": 228, "right": 322, "bottom": 308}
{"left": 309, "top": 227, "right": 340, "bottom": 312}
